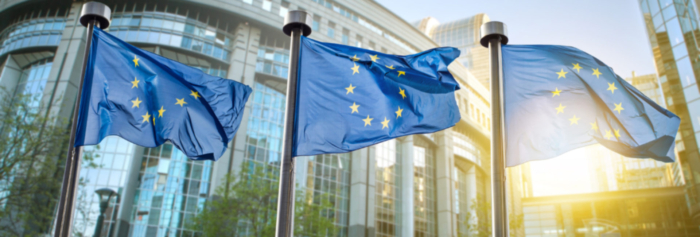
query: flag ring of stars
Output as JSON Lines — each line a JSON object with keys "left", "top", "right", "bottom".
{"left": 345, "top": 54, "right": 406, "bottom": 130}
{"left": 129, "top": 55, "right": 203, "bottom": 126}
{"left": 553, "top": 63, "right": 624, "bottom": 140}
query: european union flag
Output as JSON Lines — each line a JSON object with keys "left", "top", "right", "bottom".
{"left": 293, "top": 36, "right": 461, "bottom": 156}
{"left": 503, "top": 45, "right": 680, "bottom": 166}
{"left": 75, "top": 27, "right": 252, "bottom": 160}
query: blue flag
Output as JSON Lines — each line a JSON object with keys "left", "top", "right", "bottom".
{"left": 75, "top": 27, "right": 252, "bottom": 160}
{"left": 502, "top": 45, "right": 680, "bottom": 166}
{"left": 293, "top": 36, "right": 461, "bottom": 156}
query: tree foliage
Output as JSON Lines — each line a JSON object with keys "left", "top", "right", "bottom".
{"left": 192, "top": 162, "right": 338, "bottom": 237}
{"left": 0, "top": 88, "right": 96, "bottom": 236}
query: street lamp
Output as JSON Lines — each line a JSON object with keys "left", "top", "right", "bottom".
{"left": 93, "top": 188, "right": 117, "bottom": 237}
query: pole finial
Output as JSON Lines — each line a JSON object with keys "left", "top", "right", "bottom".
{"left": 480, "top": 21, "right": 508, "bottom": 48}
{"left": 80, "top": 2, "right": 111, "bottom": 29}
{"left": 283, "top": 10, "right": 312, "bottom": 37}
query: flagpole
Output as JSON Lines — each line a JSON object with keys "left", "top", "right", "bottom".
{"left": 275, "top": 10, "right": 312, "bottom": 237}
{"left": 480, "top": 21, "right": 509, "bottom": 237}
{"left": 54, "top": 2, "right": 110, "bottom": 237}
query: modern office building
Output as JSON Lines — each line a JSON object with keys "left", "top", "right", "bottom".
{"left": 638, "top": 0, "right": 700, "bottom": 224}
{"left": 413, "top": 14, "right": 491, "bottom": 88}
{"left": 522, "top": 187, "right": 700, "bottom": 237}
{"left": 0, "top": 0, "right": 524, "bottom": 237}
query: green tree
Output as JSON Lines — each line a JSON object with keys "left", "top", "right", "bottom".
{"left": 0, "top": 87, "right": 97, "bottom": 236}
{"left": 192, "top": 162, "right": 338, "bottom": 237}
{"left": 460, "top": 199, "right": 524, "bottom": 237}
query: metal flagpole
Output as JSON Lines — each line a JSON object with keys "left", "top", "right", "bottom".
{"left": 480, "top": 21, "right": 509, "bottom": 237}
{"left": 54, "top": 2, "right": 111, "bottom": 237}
{"left": 275, "top": 10, "right": 312, "bottom": 237}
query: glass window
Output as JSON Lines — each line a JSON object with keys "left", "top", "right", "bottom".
{"left": 243, "top": 0, "right": 253, "bottom": 4}
{"left": 203, "top": 43, "right": 213, "bottom": 55}
{"left": 677, "top": 57, "right": 695, "bottom": 87}
{"left": 148, "top": 32, "right": 159, "bottom": 43}
{"left": 688, "top": 100, "right": 700, "bottom": 132}
{"left": 279, "top": 4, "right": 289, "bottom": 17}
{"left": 262, "top": 0, "right": 272, "bottom": 11}
{"left": 170, "top": 35, "right": 182, "bottom": 47}
{"left": 684, "top": 85, "right": 700, "bottom": 102}
{"left": 138, "top": 31, "right": 149, "bottom": 42}
{"left": 667, "top": 17, "right": 684, "bottom": 45}
{"left": 653, "top": 12, "right": 665, "bottom": 29}
{"left": 184, "top": 23, "right": 195, "bottom": 34}
{"left": 181, "top": 36, "right": 192, "bottom": 49}
{"left": 173, "top": 22, "right": 185, "bottom": 32}
{"left": 673, "top": 44, "right": 688, "bottom": 60}
{"left": 163, "top": 20, "right": 174, "bottom": 30}
{"left": 151, "top": 19, "right": 163, "bottom": 28}
{"left": 213, "top": 46, "right": 223, "bottom": 59}
{"left": 662, "top": 5, "right": 676, "bottom": 21}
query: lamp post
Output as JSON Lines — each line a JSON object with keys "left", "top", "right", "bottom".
{"left": 93, "top": 188, "right": 117, "bottom": 237}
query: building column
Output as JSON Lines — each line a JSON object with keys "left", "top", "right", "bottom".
{"left": 348, "top": 147, "right": 376, "bottom": 237}
{"left": 0, "top": 55, "right": 22, "bottom": 96}
{"left": 399, "top": 136, "right": 415, "bottom": 237}
{"left": 210, "top": 23, "right": 261, "bottom": 190}
{"left": 434, "top": 129, "right": 456, "bottom": 237}
{"left": 44, "top": 2, "right": 88, "bottom": 120}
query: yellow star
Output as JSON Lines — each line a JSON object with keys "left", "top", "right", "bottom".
{"left": 572, "top": 63, "right": 582, "bottom": 73}
{"left": 351, "top": 55, "right": 359, "bottom": 61}
{"left": 555, "top": 103, "right": 566, "bottom": 114}
{"left": 158, "top": 106, "right": 166, "bottom": 118}
{"left": 363, "top": 115, "right": 374, "bottom": 126}
{"left": 153, "top": 116, "right": 155, "bottom": 125}
{"left": 175, "top": 98, "right": 187, "bottom": 107}
{"left": 350, "top": 102, "right": 360, "bottom": 113}
{"left": 592, "top": 68, "right": 602, "bottom": 78}
{"left": 131, "top": 97, "right": 142, "bottom": 108}
{"left": 399, "top": 87, "right": 406, "bottom": 99}
{"left": 369, "top": 54, "right": 379, "bottom": 62}
{"left": 569, "top": 115, "right": 580, "bottom": 125}
{"left": 614, "top": 129, "right": 621, "bottom": 138}
{"left": 351, "top": 63, "right": 360, "bottom": 75}
{"left": 131, "top": 77, "right": 140, "bottom": 88}
{"left": 133, "top": 55, "right": 140, "bottom": 67}
{"left": 395, "top": 106, "right": 404, "bottom": 118}
{"left": 142, "top": 111, "right": 151, "bottom": 123}
{"left": 590, "top": 121, "right": 598, "bottom": 131}
{"left": 381, "top": 117, "right": 390, "bottom": 129}
{"left": 556, "top": 69, "right": 568, "bottom": 79}
{"left": 190, "top": 90, "right": 201, "bottom": 100}
{"left": 398, "top": 71, "right": 405, "bottom": 77}
{"left": 345, "top": 84, "right": 356, "bottom": 94}
{"left": 605, "top": 130, "right": 613, "bottom": 140}
{"left": 614, "top": 102, "right": 624, "bottom": 114}
{"left": 386, "top": 65, "right": 395, "bottom": 70}
{"left": 607, "top": 82, "right": 618, "bottom": 94}
{"left": 552, "top": 87, "right": 562, "bottom": 97}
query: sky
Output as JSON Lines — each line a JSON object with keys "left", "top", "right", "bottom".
{"left": 375, "top": 0, "right": 657, "bottom": 196}
{"left": 375, "top": 0, "right": 657, "bottom": 79}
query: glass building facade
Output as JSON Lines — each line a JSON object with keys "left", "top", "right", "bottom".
{"left": 522, "top": 187, "right": 699, "bottom": 237}
{"left": 0, "top": 0, "right": 518, "bottom": 236}
{"left": 639, "top": 0, "right": 700, "bottom": 223}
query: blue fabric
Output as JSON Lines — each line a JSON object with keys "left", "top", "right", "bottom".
{"left": 502, "top": 45, "right": 680, "bottom": 166}
{"left": 293, "top": 36, "right": 461, "bottom": 156}
{"left": 75, "top": 27, "right": 252, "bottom": 160}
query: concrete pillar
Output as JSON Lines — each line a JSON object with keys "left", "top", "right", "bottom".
{"left": 0, "top": 55, "right": 22, "bottom": 97}
{"left": 210, "top": 23, "right": 261, "bottom": 191}
{"left": 399, "top": 136, "right": 414, "bottom": 237}
{"left": 44, "top": 2, "right": 88, "bottom": 121}
{"left": 348, "top": 147, "right": 376, "bottom": 237}
{"left": 434, "top": 129, "right": 456, "bottom": 237}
